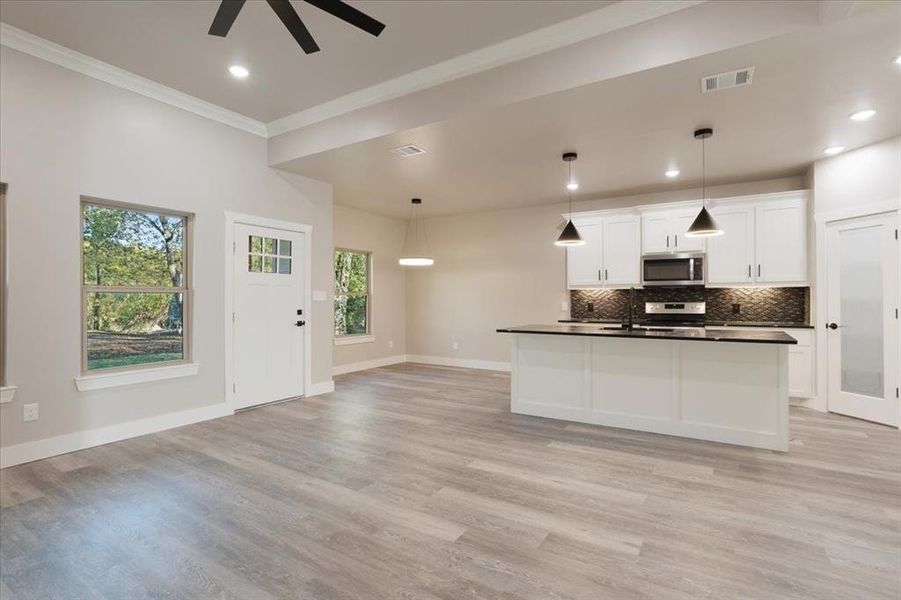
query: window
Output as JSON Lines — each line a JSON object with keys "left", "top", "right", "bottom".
{"left": 334, "top": 249, "right": 370, "bottom": 337}
{"left": 81, "top": 198, "right": 191, "bottom": 372}
{"left": 247, "top": 235, "right": 292, "bottom": 274}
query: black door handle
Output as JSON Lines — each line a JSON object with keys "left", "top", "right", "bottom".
{"left": 296, "top": 320, "right": 305, "bottom": 327}
{"left": 827, "top": 322, "right": 839, "bottom": 330}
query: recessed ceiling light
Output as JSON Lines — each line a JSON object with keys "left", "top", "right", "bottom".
{"left": 849, "top": 109, "right": 876, "bottom": 121}
{"left": 566, "top": 181, "right": 579, "bottom": 191}
{"left": 665, "top": 169, "right": 680, "bottom": 178}
{"left": 823, "top": 145, "right": 845, "bottom": 156}
{"left": 228, "top": 65, "right": 249, "bottom": 79}
{"left": 895, "top": 54, "right": 901, "bottom": 65}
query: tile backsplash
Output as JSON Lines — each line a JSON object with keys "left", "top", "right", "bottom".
{"left": 570, "top": 287, "right": 809, "bottom": 324}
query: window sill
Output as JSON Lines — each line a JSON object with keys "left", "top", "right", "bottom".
{"left": 75, "top": 363, "right": 200, "bottom": 392}
{"left": 334, "top": 335, "right": 375, "bottom": 346}
{"left": 0, "top": 386, "right": 16, "bottom": 404}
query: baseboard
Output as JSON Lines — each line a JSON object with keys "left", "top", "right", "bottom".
{"left": 0, "top": 402, "right": 233, "bottom": 469}
{"left": 332, "top": 355, "right": 407, "bottom": 376}
{"left": 307, "top": 380, "right": 335, "bottom": 396}
{"left": 405, "top": 354, "right": 511, "bottom": 372}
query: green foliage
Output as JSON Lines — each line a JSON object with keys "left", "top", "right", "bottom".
{"left": 83, "top": 204, "right": 185, "bottom": 335}
{"left": 334, "top": 250, "right": 369, "bottom": 336}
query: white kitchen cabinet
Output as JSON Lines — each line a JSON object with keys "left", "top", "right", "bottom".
{"left": 640, "top": 206, "right": 706, "bottom": 254}
{"left": 755, "top": 199, "right": 807, "bottom": 283}
{"left": 705, "top": 194, "right": 808, "bottom": 286}
{"left": 567, "top": 213, "right": 640, "bottom": 288}
{"left": 672, "top": 211, "right": 707, "bottom": 252}
{"left": 641, "top": 213, "right": 671, "bottom": 253}
{"left": 566, "top": 218, "right": 603, "bottom": 286}
{"left": 707, "top": 205, "right": 755, "bottom": 284}
{"left": 707, "top": 327, "right": 814, "bottom": 399}
{"left": 602, "top": 214, "right": 641, "bottom": 285}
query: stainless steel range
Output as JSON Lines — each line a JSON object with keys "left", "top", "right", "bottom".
{"left": 640, "top": 301, "right": 706, "bottom": 330}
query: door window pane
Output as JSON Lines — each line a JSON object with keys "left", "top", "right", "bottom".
{"left": 279, "top": 239, "right": 292, "bottom": 256}
{"left": 85, "top": 292, "right": 184, "bottom": 370}
{"left": 839, "top": 226, "right": 883, "bottom": 397}
{"left": 278, "top": 258, "right": 292, "bottom": 274}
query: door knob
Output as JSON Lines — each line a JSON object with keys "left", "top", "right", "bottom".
{"left": 296, "top": 320, "right": 305, "bottom": 327}
{"left": 826, "top": 322, "right": 839, "bottom": 330}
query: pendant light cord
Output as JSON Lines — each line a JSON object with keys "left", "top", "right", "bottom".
{"left": 568, "top": 161, "right": 573, "bottom": 217}
{"left": 701, "top": 135, "right": 707, "bottom": 208}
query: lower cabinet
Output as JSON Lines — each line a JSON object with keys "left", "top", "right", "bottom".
{"left": 708, "top": 327, "right": 814, "bottom": 399}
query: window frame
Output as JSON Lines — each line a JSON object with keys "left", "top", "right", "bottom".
{"left": 334, "top": 247, "right": 372, "bottom": 339}
{"left": 80, "top": 196, "right": 193, "bottom": 375}
{"left": 0, "top": 183, "right": 7, "bottom": 387}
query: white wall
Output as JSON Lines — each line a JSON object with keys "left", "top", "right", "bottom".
{"left": 811, "top": 137, "right": 900, "bottom": 217}
{"left": 332, "top": 205, "right": 407, "bottom": 372}
{"left": 405, "top": 176, "right": 805, "bottom": 366}
{"left": 0, "top": 47, "right": 333, "bottom": 454}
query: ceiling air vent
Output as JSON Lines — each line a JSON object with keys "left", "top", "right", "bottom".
{"left": 390, "top": 143, "right": 426, "bottom": 157}
{"left": 701, "top": 67, "right": 754, "bottom": 93}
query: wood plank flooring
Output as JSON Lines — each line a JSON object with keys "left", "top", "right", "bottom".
{"left": 1, "top": 363, "right": 899, "bottom": 599}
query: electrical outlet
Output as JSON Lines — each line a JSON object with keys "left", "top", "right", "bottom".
{"left": 452, "top": 341, "right": 459, "bottom": 351}
{"left": 388, "top": 340, "right": 394, "bottom": 349}
{"left": 561, "top": 301, "right": 568, "bottom": 312}
{"left": 23, "top": 403, "right": 38, "bottom": 422}
{"left": 731, "top": 303, "right": 741, "bottom": 316}
{"left": 587, "top": 302, "right": 595, "bottom": 313}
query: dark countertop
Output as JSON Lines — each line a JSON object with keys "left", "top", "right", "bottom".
{"left": 558, "top": 319, "right": 814, "bottom": 329}
{"left": 499, "top": 324, "right": 798, "bottom": 344}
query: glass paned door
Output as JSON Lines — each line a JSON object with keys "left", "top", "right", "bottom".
{"left": 826, "top": 212, "right": 899, "bottom": 426}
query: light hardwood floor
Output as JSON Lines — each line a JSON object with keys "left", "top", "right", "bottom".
{"left": 1, "top": 363, "right": 899, "bottom": 599}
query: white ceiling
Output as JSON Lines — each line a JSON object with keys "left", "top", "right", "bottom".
{"left": 0, "top": 0, "right": 611, "bottom": 122}
{"left": 281, "top": 9, "right": 901, "bottom": 219}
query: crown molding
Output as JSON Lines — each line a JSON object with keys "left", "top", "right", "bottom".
{"left": 266, "top": 0, "right": 705, "bottom": 137}
{"left": 0, "top": 23, "right": 267, "bottom": 137}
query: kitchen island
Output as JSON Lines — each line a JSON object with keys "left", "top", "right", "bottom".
{"left": 496, "top": 324, "right": 797, "bottom": 451}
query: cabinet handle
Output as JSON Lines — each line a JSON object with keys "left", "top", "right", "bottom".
{"left": 747, "top": 264, "right": 751, "bottom": 278}
{"left": 598, "top": 269, "right": 602, "bottom": 281}
{"left": 757, "top": 264, "right": 761, "bottom": 277}
{"left": 666, "top": 234, "right": 669, "bottom": 248}
{"left": 604, "top": 268, "right": 608, "bottom": 281}
{"left": 674, "top": 234, "right": 678, "bottom": 248}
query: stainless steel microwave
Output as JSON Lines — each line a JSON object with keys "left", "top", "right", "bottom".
{"left": 641, "top": 252, "right": 706, "bottom": 286}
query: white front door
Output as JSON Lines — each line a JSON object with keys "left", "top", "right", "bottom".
{"left": 233, "top": 223, "right": 306, "bottom": 410}
{"left": 826, "top": 212, "right": 899, "bottom": 426}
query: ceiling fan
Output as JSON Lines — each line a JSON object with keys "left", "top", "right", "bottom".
{"left": 208, "top": 0, "right": 385, "bottom": 55}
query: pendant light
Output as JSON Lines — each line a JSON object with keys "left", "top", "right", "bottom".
{"left": 399, "top": 198, "right": 434, "bottom": 266}
{"left": 555, "top": 152, "right": 585, "bottom": 246}
{"left": 685, "top": 127, "right": 723, "bottom": 237}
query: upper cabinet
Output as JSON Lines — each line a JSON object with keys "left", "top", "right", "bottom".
{"left": 707, "top": 205, "right": 755, "bottom": 284}
{"left": 565, "top": 191, "right": 809, "bottom": 289}
{"left": 754, "top": 198, "right": 807, "bottom": 283}
{"left": 641, "top": 205, "right": 706, "bottom": 254}
{"left": 707, "top": 193, "right": 808, "bottom": 286}
{"left": 566, "top": 218, "right": 603, "bottom": 286}
{"left": 567, "top": 212, "right": 640, "bottom": 288}
{"left": 603, "top": 214, "right": 641, "bottom": 285}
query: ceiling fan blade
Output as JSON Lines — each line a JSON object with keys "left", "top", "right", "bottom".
{"left": 266, "top": 0, "right": 320, "bottom": 54}
{"left": 302, "top": 0, "right": 385, "bottom": 37}
{"left": 208, "top": 0, "right": 246, "bottom": 37}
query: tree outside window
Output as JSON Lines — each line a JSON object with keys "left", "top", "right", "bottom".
{"left": 334, "top": 249, "right": 370, "bottom": 336}
{"left": 81, "top": 199, "right": 191, "bottom": 371}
